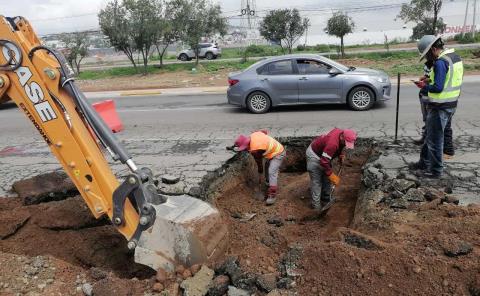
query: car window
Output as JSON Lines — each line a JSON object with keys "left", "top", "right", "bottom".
{"left": 296, "top": 59, "right": 331, "bottom": 75}
{"left": 265, "top": 60, "right": 293, "bottom": 75}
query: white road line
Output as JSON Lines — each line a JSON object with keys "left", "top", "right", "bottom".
{"left": 117, "top": 106, "right": 236, "bottom": 112}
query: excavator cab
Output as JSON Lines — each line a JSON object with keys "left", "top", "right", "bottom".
{"left": 0, "top": 16, "right": 227, "bottom": 271}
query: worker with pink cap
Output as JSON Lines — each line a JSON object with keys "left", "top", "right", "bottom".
{"left": 306, "top": 128, "right": 357, "bottom": 211}
{"left": 233, "top": 130, "right": 286, "bottom": 205}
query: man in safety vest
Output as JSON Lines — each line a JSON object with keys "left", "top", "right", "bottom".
{"left": 234, "top": 131, "right": 286, "bottom": 205}
{"left": 411, "top": 35, "right": 463, "bottom": 178}
{"left": 306, "top": 128, "right": 357, "bottom": 210}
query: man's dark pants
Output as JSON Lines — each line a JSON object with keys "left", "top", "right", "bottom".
{"left": 420, "top": 99, "right": 455, "bottom": 156}
{"left": 419, "top": 105, "right": 456, "bottom": 176}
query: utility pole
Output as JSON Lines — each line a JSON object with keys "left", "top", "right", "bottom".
{"left": 473, "top": 0, "right": 477, "bottom": 38}
{"left": 463, "top": 0, "right": 470, "bottom": 37}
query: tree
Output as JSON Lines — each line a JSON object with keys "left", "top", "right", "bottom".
{"left": 99, "top": 0, "right": 162, "bottom": 74}
{"left": 155, "top": 0, "right": 191, "bottom": 67}
{"left": 124, "top": 0, "right": 162, "bottom": 74}
{"left": 99, "top": 0, "right": 138, "bottom": 70}
{"left": 398, "top": 0, "right": 445, "bottom": 39}
{"left": 259, "top": 9, "right": 309, "bottom": 54}
{"left": 183, "top": 0, "right": 228, "bottom": 65}
{"left": 59, "top": 32, "right": 89, "bottom": 75}
{"left": 326, "top": 12, "right": 355, "bottom": 58}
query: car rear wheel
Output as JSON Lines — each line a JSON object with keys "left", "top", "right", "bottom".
{"left": 205, "top": 52, "right": 214, "bottom": 60}
{"left": 247, "top": 92, "right": 271, "bottom": 114}
{"left": 348, "top": 86, "right": 375, "bottom": 111}
{"left": 179, "top": 54, "right": 189, "bottom": 61}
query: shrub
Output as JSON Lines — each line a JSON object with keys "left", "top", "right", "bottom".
{"left": 454, "top": 32, "right": 480, "bottom": 44}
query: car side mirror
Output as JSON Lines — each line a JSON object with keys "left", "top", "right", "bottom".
{"left": 329, "top": 68, "right": 342, "bottom": 76}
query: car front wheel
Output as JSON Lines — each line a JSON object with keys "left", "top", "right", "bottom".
{"left": 179, "top": 54, "right": 189, "bottom": 61}
{"left": 205, "top": 52, "right": 214, "bottom": 60}
{"left": 246, "top": 92, "right": 271, "bottom": 114}
{"left": 348, "top": 86, "right": 375, "bottom": 111}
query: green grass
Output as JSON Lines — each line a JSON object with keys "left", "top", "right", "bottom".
{"left": 78, "top": 60, "right": 257, "bottom": 80}
{"left": 79, "top": 47, "right": 480, "bottom": 80}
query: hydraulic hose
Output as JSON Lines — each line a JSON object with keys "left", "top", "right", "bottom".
{"left": 28, "top": 46, "right": 134, "bottom": 168}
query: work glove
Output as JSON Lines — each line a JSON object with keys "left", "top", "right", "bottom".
{"left": 328, "top": 173, "right": 340, "bottom": 186}
{"left": 414, "top": 80, "right": 426, "bottom": 89}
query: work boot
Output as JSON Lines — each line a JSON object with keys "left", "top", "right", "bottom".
{"left": 419, "top": 171, "right": 444, "bottom": 180}
{"left": 408, "top": 161, "right": 426, "bottom": 171}
{"left": 265, "top": 186, "right": 277, "bottom": 206}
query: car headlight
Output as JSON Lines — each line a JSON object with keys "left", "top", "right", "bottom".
{"left": 376, "top": 76, "right": 388, "bottom": 83}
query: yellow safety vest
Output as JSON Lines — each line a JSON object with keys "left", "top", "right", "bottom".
{"left": 428, "top": 48, "right": 464, "bottom": 103}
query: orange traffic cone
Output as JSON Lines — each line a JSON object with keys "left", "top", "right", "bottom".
{"left": 92, "top": 100, "right": 124, "bottom": 133}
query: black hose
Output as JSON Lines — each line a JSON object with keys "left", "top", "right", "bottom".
{"left": 28, "top": 46, "right": 132, "bottom": 163}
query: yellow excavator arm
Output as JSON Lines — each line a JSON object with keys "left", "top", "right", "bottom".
{"left": 0, "top": 16, "right": 227, "bottom": 272}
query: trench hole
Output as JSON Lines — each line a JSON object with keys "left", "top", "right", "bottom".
{"left": 213, "top": 138, "right": 373, "bottom": 275}
{"left": 0, "top": 137, "right": 373, "bottom": 291}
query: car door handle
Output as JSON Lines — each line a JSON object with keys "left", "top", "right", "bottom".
{"left": 299, "top": 77, "right": 308, "bottom": 81}
{"left": 261, "top": 78, "right": 269, "bottom": 82}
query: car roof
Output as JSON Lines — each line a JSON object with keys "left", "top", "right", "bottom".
{"left": 254, "top": 54, "right": 333, "bottom": 66}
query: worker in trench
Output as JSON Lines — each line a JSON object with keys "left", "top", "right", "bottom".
{"left": 233, "top": 130, "right": 286, "bottom": 205}
{"left": 306, "top": 128, "right": 357, "bottom": 211}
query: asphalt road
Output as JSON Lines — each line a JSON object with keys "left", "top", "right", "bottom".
{"left": 97, "top": 82, "right": 480, "bottom": 141}
{"left": 2, "top": 82, "right": 480, "bottom": 144}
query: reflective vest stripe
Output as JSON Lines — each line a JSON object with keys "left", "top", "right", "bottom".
{"left": 264, "top": 139, "right": 284, "bottom": 159}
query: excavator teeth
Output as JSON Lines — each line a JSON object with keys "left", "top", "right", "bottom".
{"left": 134, "top": 195, "right": 228, "bottom": 272}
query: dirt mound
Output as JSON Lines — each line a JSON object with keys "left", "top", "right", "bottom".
{"left": 0, "top": 195, "right": 154, "bottom": 295}
{"left": 213, "top": 146, "right": 480, "bottom": 295}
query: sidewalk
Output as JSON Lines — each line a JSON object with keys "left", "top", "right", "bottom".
{"left": 84, "top": 75, "right": 480, "bottom": 99}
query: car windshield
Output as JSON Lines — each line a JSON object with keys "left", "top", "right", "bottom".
{"left": 319, "top": 56, "right": 350, "bottom": 72}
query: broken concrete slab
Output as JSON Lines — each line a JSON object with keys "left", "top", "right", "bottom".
{"left": 161, "top": 174, "right": 181, "bottom": 184}
{"left": 374, "top": 154, "right": 406, "bottom": 170}
{"left": 404, "top": 188, "right": 426, "bottom": 202}
{"left": 392, "top": 179, "right": 416, "bottom": 193}
{"left": 12, "top": 171, "right": 78, "bottom": 205}
{"left": 449, "top": 170, "right": 476, "bottom": 181}
{"left": 0, "top": 208, "right": 30, "bottom": 239}
{"left": 227, "top": 286, "right": 250, "bottom": 296}
{"left": 256, "top": 273, "right": 277, "bottom": 292}
{"left": 180, "top": 265, "right": 214, "bottom": 296}
{"left": 442, "top": 240, "right": 473, "bottom": 257}
{"left": 208, "top": 275, "right": 230, "bottom": 296}
{"left": 339, "top": 229, "right": 385, "bottom": 251}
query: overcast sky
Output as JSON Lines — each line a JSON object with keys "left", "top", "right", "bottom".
{"left": 0, "top": 0, "right": 409, "bottom": 34}
{"left": 0, "top": 0, "right": 469, "bottom": 43}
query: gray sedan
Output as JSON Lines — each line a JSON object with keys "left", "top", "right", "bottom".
{"left": 227, "top": 54, "right": 391, "bottom": 113}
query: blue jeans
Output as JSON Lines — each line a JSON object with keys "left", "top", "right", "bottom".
{"left": 419, "top": 106, "right": 456, "bottom": 176}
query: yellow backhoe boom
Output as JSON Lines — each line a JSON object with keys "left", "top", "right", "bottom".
{"left": 0, "top": 16, "right": 227, "bottom": 272}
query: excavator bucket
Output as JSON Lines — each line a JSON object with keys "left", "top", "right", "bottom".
{"left": 134, "top": 195, "right": 228, "bottom": 272}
